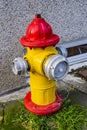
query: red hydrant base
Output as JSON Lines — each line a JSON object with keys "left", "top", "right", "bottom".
{"left": 24, "top": 91, "right": 63, "bottom": 115}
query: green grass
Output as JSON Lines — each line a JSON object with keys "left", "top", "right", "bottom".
{"left": 0, "top": 99, "right": 87, "bottom": 130}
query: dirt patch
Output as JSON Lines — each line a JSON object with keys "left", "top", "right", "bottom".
{"left": 70, "top": 66, "right": 87, "bottom": 81}
{"left": 78, "top": 70, "right": 87, "bottom": 79}
{"left": 0, "top": 116, "right": 3, "bottom": 121}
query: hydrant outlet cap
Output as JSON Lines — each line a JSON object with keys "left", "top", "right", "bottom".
{"left": 20, "top": 14, "right": 60, "bottom": 48}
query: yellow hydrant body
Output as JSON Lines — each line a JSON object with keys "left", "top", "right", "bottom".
{"left": 24, "top": 46, "right": 57, "bottom": 105}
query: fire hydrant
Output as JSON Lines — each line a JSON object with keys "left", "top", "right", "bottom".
{"left": 12, "top": 14, "right": 69, "bottom": 115}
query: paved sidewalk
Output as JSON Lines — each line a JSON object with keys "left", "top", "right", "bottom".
{"left": 0, "top": 87, "right": 29, "bottom": 102}
{"left": 0, "top": 73, "right": 87, "bottom": 103}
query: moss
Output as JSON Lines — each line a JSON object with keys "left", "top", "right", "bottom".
{"left": 2, "top": 124, "right": 27, "bottom": 130}
{"left": 0, "top": 99, "right": 87, "bottom": 130}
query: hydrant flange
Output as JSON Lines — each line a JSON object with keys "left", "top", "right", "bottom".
{"left": 24, "top": 91, "right": 63, "bottom": 115}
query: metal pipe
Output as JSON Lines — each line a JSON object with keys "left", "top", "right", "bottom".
{"left": 56, "top": 38, "right": 87, "bottom": 48}
{"left": 67, "top": 53, "right": 87, "bottom": 65}
{"left": 56, "top": 39, "right": 87, "bottom": 57}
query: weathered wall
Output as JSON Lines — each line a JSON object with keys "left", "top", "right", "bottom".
{"left": 0, "top": 0, "right": 87, "bottom": 92}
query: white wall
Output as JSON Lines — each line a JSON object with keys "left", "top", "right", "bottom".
{"left": 0, "top": 0, "right": 87, "bottom": 92}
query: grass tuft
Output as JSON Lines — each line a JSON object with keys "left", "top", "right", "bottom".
{"left": 0, "top": 99, "right": 87, "bottom": 130}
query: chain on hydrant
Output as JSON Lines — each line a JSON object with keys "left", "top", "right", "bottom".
{"left": 12, "top": 14, "right": 69, "bottom": 115}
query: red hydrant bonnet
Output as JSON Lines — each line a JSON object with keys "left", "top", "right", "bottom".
{"left": 20, "top": 14, "right": 60, "bottom": 48}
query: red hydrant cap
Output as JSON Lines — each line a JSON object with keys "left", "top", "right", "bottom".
{"left": 20, "top": 14, "right": 60, "bottom": 48}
